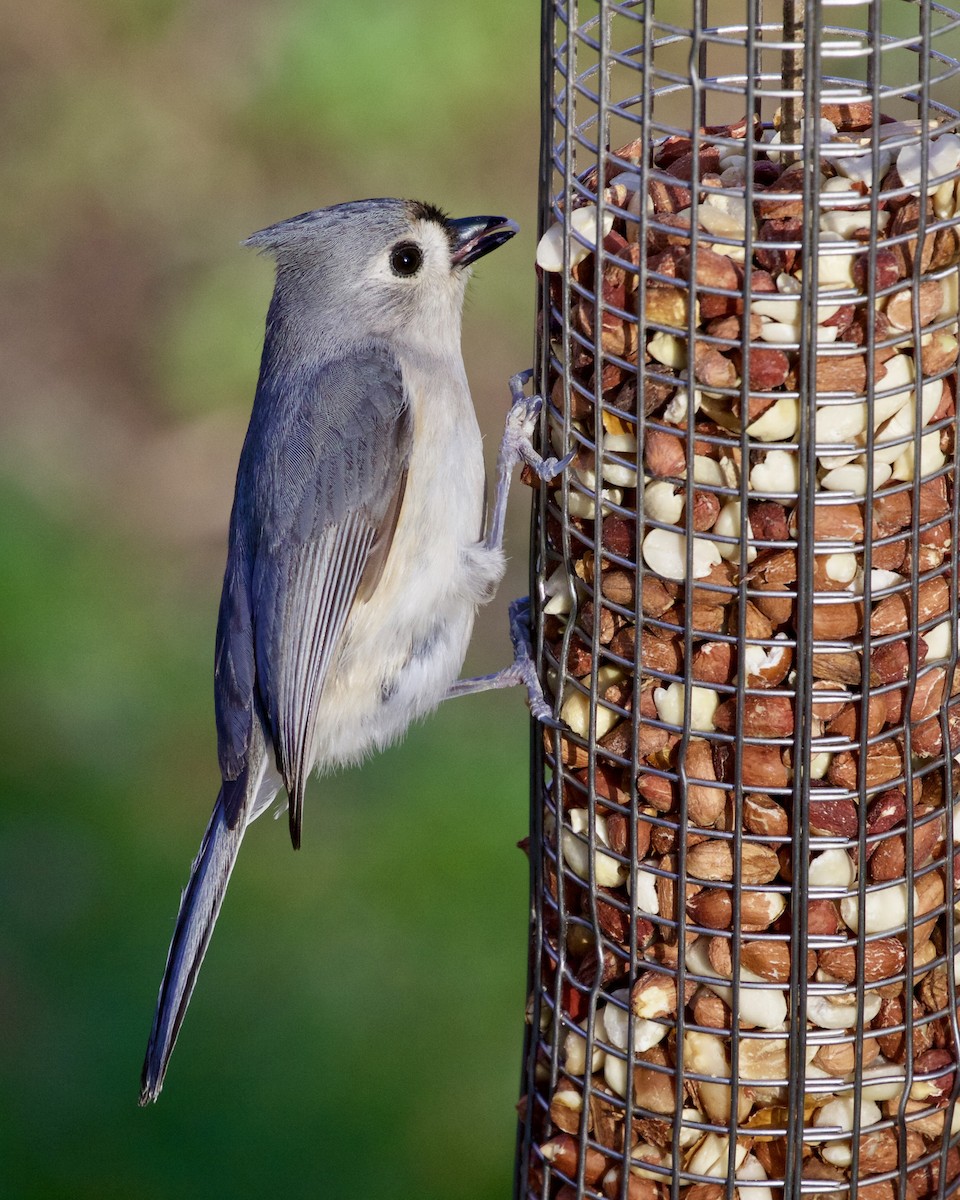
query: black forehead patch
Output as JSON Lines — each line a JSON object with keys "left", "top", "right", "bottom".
{"left": 407, "top": 200, "right": 457, "bottom": 255}
{"left": 409, "top": 200, "right": 449, "bottom": 227}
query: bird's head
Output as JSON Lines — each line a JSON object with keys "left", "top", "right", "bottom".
{"left": 245, "top": 198, "right": 518, "bottom": 356}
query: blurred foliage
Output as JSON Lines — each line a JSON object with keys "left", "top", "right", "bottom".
{"left": 0, "top": 1, "right": 541, "bottom": 1196}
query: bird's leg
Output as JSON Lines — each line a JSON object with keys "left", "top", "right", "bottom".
{"left": 446, "top": 372, "right": 570, "bottom": 720}
{"left": 445, "top": 597, "right": 552, "bottom": 721}
{"left": 482, "top": 369, "right": 571, "bottom": 556}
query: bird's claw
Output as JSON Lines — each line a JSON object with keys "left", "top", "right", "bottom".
{"left": 484, "top": 368, "right": 570, "bottom": 554}
{"left": 503, "top": 375, "right": 571, "bottom": 485}
{"left": 508, "top": 367, "right": 534, "bottom": 398}
{"left": 508, "top": 596, "right": 553, "bottom": 722}
{"left": 536, "top": 449, "right": 575, "bottom": 482}
{"left": 505, "top": 391, "right": 543, "bottom": 440}
{"left": 519, "top": 669, "right": 553, "bottom": 723}
{"left": 444, "top": 597, "right": 552, "bottom": 722}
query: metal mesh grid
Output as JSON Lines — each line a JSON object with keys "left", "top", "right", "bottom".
{"left": 518, "top": 2, "right": 960, "bottom": 1198}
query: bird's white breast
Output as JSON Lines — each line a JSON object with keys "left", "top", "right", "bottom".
{"left": 310, "top": 349, "right": 505, "bottom": 768}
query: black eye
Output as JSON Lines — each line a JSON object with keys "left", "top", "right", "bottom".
{"left": 390, "top": 242, "right": 423, "bottom": 277}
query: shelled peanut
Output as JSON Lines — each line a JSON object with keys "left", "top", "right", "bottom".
{"left": 528, "top": 103, "right": 960, "bottom": 1199}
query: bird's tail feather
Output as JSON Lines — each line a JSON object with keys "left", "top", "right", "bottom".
{"left": 139, "top": 788, "right": 248, "bottom": 1105}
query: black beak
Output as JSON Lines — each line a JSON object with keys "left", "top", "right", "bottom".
{"left": 448, "top": 215, "right": 519, "bottom": 267}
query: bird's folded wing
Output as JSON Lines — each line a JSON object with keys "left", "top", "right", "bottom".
{"left": 216, "top": 348, "right": 412, "bottom": 844}
{"left": 257, "top": 515, "right": 376, "bottom": 845}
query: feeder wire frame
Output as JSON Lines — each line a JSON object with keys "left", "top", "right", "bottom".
{"left": 519, "top": 2, "right": 960, "bottom": 1199}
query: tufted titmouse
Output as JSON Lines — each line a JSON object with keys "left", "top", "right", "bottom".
{"left": 139, "top": 198, "right": 561, "bottom": 1104}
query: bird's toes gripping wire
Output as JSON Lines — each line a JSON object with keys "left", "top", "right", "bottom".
{"left": 444, "top": 597, "right": 553, "bottom": 722}
{"left": 506, "top": 595, "right": 553, "bottom": 722}
{"left": 505, "top": 369, "right": 574, "bottom": 483}
{"left": 451, "top": 370, "right": 569, "bottom": 719}
{"left": 485, "top": 370, "right": 573, "bottom": 557}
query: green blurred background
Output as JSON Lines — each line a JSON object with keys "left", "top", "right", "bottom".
{"left": 0, "top": 3, "right": 542, "bottom": 1196}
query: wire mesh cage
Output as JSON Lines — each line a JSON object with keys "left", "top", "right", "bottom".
{"left": 519, "top": 1, "right": 960, "bottom": 1198}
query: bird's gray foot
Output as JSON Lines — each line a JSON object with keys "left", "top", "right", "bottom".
{"left": 503, "top": 369, "right": 571, "bottom": 483}
{"left": 446, "top": 596, "right": 551, "bottom": 722}
{"left": 484, "top": 370, "right": 572, "bottom": 554}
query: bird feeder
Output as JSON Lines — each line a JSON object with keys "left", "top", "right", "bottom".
{"left": 519, "top": 1, "right": 960, "bottom": 1197}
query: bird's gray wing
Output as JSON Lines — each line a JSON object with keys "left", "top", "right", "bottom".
{"left": 215, "top": 348, "right": 412, "bottom": 846}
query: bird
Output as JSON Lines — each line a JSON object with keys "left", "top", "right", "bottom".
{"left": 139, "top": 198, "right": 561, "bottom": 1105}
